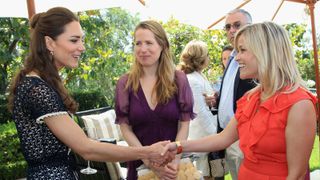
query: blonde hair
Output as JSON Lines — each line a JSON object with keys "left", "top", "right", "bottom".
{"left": 178, "top": 40, "right": 209, "bottom": 74}
{"left": 234, "top": 21, "right": 305, "bottom": 99}
{"left": 126, "top": 20, "right": 177, "bottom": 104}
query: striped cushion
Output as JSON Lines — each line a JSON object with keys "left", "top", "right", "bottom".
{"left": 81, "top": 109, "right": 123, "bottom": 141}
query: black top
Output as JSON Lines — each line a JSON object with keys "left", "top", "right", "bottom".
{"left": 13, "top": 76, "right": 77, "bottom": 179}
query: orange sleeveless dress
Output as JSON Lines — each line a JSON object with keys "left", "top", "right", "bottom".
{"left": 235, "top": 87, "right": 317, "bottom": 180}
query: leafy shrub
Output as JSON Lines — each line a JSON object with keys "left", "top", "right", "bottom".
{"left": 0, "top": 94, "right": 11, "bottom": 124}
{"left": 0, "top": 122, "right": 27, "bottom": 179}
{"left": 71, "top": 88, "right": 109, "bottom": 111}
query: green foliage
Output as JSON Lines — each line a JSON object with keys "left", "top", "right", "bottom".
{"left": 162, "top": 19, "right": 229, "bottom": 83}
{"left": 202, "top": 29, "right": 229, "bottom": 82}
{"left": 162, "top": 18, "right": 205, "bottom": 64}
{"left": 284, "top": 23, "right": 316, "bottom": 82}
{"left": 64, "top": 8, "right": 139, "bottom": 106}
{"left": 0, "top": 122, "right": 27, "bottom": 179}
{"left": 0, "top": 94, "right": 11, "bottom": 124}
{"left": 310, "top": 135, "right": 320, "bottom": 171}
{"left": 71, "top": 88, "right": 109, "bottom": 111}
{"left": 0, "top": 17, "right": 29, "bottom": 94}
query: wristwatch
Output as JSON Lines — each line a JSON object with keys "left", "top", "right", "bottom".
{"left": 175, "top": 141, "right": 183, "bottom": 154}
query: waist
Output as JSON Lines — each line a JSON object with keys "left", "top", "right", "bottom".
{"left": 28, "top": 153, "right": 73, "bottom": 168}
{"left": 243, "top": 158, "right": 288, "bottom": 176}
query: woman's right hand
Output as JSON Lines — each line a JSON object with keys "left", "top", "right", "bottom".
{"left": 149, "top": 162, "right": 178, "bottom": 180}
{"left": 148, "top": 141, "right": 175, "bottom": 167}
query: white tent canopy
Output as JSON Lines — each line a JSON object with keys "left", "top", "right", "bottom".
{"left": 1, "top": 0, "right": 319, "bottom": 30}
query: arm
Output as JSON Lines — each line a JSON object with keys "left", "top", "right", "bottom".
{"left": 119, "top": 123, "right": 151, "bottom": 165}
{"left": 156, "top": 120, "right": 189, "bottom": 179}
{"left": 45, "top": 115, "right": 169, "bottom": 163}
{"left": 120, "top": 123, "right": 143, "bottom": 147}
{"left": 286, "top": 100, "right": 316, "bottom": 180}
{"left": 163, "top": 117, "right": 239, "bottom": 154}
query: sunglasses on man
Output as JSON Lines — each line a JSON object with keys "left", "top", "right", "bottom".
{"left": 224, "top": 21, "right": 242, "bottom": 31}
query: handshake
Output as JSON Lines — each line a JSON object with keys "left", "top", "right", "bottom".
{"left": 146, "top": 140, "right": 182, "bottom": 167}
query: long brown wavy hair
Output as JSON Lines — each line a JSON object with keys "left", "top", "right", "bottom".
{"left": 125, "top": 20, "right": 177, "bottom": 104}
{"left": 8, "top": 7, "right": 78, "bottom": 113}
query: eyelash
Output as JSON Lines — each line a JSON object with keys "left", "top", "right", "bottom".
{"left": 70, "top": 39, "right": 78, "bottom": 43}
{"left": 135, "top": 42, "right": 153, "bottom": 46}
{"left": 239, "top": 48, "right": 246, "bottom": 52}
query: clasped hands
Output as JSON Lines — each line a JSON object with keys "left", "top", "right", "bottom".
{"left": 147, "top": 141, "right": 181, "bottom": 167}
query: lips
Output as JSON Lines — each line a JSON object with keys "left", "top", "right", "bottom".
{"left": 72, "top": 54, "right": 81, "bottom": 59}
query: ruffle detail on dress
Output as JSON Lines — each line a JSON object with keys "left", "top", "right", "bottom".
{"left": 260, "top": 87, "right": 317, "bottom": 113}
{"left": 36, "top": 111, "right": 68, "bottom": 124}
{"left": 236, "top": 87, "right": 317, "bottom": 163}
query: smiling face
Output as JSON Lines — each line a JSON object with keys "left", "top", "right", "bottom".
{"left": 134, "top": 28, "right": 162, "bottom": 68}
{"left": 45, "top": 21, "right": 85, "bottom": 70}
{"left": 235, "top": 35, "right": 259, "bottom": 80}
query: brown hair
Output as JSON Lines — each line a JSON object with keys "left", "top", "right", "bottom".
{"left": 8, "top": 7, "right": 79, "bottom": 113}
{"left": 126, "top": 20, "right": 177, "bottom": 104}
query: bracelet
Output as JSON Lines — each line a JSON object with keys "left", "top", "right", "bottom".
{"left": 175, "top": 141, "right": 183, "bottom": 154}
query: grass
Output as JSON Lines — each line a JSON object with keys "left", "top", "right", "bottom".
{"left": 223, "top": 135, "right": 319, "bottom": 179}
{"left": 310, "top": 135, "right": 319, "bottom": 171}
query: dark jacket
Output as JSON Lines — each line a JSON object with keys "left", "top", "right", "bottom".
{"left": 214, "top": 56, "right": 256, "bottom": 130}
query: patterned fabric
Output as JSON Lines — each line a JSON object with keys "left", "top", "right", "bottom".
{"left": 13, "top": 76, "right": 77, "bottom": 180}
{"left": 235, "top": 87, "right": 317, "bottom": 179}
{"left": 81, "top": 109, "right": 126, "bottom": 179}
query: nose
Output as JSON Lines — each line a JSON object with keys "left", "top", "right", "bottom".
{"left": 140, "top": 44, "right": 148, "bottom": 52}
{"left": 79, "top": 42, "right": 86, "bottom": 52}
{"left": 229, "top": 26, "right": 238, "bottom": 34}
{"left": 235, "top": 54, "right": 240, "bottom": 62}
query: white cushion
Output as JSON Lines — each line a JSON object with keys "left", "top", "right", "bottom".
{"left": 80, "top": 109, "right": 127, "bottom": 179}
{"left": 81, "top": 109, "right": 123, "bottom": 141}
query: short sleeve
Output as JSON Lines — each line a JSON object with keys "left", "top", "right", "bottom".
{"left": 27, "top": 83, "right": 68, "bottom": 124}
{"left": 175, "top": 70, "right": 196, "bottom": 121}
{"left": 114, "top": 74, "right": 130, "bottom": 124}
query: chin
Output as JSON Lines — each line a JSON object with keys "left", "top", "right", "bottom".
{"left": 240, "top": 74, "right": 251, "bottom": 80}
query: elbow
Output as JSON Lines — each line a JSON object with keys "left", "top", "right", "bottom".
{"left": 287, "top": 170, "right": 307, "bottom": 180}
{"left": 74, "top": 142, "right": 95, "bottom": 161}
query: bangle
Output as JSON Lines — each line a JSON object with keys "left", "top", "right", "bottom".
{"left": 175, "top": 141, "right": 183, "bottom": 154}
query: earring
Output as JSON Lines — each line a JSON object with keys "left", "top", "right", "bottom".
{"left": 50, "top": 51, "right": 54, "bottom": 56}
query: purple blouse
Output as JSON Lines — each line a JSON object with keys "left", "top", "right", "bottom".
{"left": 114, "top": 70, "right": 194, "bottom": 180}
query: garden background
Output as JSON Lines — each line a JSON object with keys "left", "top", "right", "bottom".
{"left": 0, "top": 7, "right": 318, "bottom": 179}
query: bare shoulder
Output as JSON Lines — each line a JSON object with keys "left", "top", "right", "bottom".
{"left": 288, "top": 99, "right": 316, "bottom": 125}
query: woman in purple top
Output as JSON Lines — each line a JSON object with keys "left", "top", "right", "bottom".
{"left": 115, "top": 20, "right": 195, "bottom": 180}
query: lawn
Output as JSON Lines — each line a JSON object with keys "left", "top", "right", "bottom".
{"left": 224, "top": 135, "right": 319, "bottom": 180}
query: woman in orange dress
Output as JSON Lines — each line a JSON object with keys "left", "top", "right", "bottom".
{"left": 162, "top": 21, "right": 317, "bottom": 180}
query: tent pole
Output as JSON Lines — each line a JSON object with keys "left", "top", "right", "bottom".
{"left": 207, "top": 0, "right": 252, "bottom": 29}
{"left": 27, "top": 0, "right": 35, "bottom": 19}
{"left": 307, "top": 0, "right": 320, "bottom": 150}
{"left": 272, "top": 0, "right": 285, "bottom": 20}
